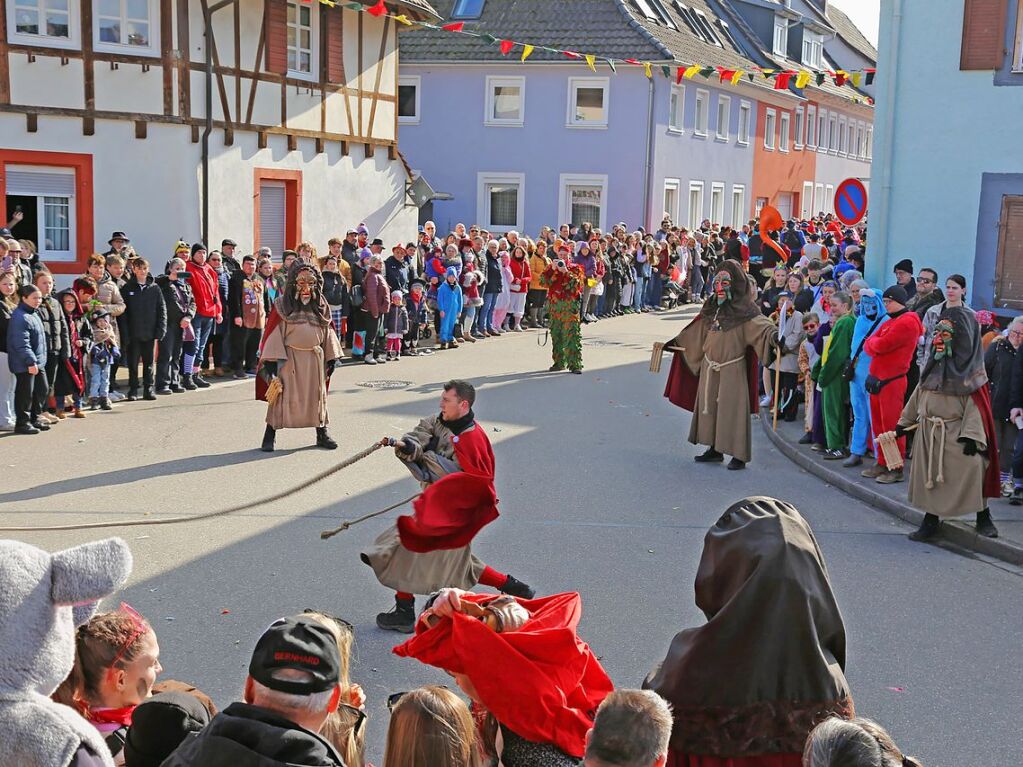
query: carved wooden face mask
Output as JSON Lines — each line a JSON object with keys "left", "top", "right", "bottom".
{"left": 932, "top": 319, "right": 954, "bottom": 359}
{"left": 713, "top": 271, "right": 732, "bottom": 305}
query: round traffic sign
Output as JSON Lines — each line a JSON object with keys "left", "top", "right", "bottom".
{"left": 834, "top": 178, "right": 868, "bottom": 226}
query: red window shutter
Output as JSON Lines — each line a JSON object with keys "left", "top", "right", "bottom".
{"left": 324, "top": 6, "right": 344, "bottom": 84}
{"left": 960, "top": 0, "right": 1009, "bottom": 70}
{"left": 265, "top": 0, "right": 288, "bottom": 75}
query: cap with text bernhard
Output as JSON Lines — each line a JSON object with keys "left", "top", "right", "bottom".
{"left": 248, "top": 616, "right": 340, "bottom": 694}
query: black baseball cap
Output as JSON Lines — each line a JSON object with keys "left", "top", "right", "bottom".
{"left": 248, "top": 616, "right": 341, "bottom": 694}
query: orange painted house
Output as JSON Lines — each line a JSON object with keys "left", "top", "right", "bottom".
{"left": 752, "top": 102, "right": 816, "bottom": 223}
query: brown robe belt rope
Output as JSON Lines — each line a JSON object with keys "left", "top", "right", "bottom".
{"left": 0, "top": 442, "right": 404, "bottom": 533}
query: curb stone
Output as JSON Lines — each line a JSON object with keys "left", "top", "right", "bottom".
{"left": 759, "top": 415, "right": 1023, "bottom": 567}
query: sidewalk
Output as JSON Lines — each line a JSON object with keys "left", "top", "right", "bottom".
{"left": 761, "top": 415, "right": 1023, "bottom": 567}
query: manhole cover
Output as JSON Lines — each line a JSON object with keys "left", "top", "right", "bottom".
{"left": 356, "top": 380, "right": 413, "bottom": 390}
{"left": 583, "top": 339, "right": 622, "bottom": 347}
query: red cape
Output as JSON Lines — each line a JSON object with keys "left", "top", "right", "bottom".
{"left": 393, "top": 591, "right": 614, "bottom": 758}
{"left": 972, "top": 385, "right": 1002, "bottom": 499}
{"left": 663, "top": 320, "right": 759, "bottom": 414}
{"left": 396, "top": 423, "right": 500, "bottom": 553}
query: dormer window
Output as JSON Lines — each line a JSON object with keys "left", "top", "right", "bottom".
{"left": 802, "top": 30, "right": 824, "bottom": 68}
{"left": 451, "top": 0, "right": 485, "bottom": 19}
{"left": 634, "top": 0, "right": 676, "bottom": 29}
{"left": 773, "top": 15, "right": 789, "bottom": 57}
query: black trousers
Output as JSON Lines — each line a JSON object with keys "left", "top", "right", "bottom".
{"left": 126, "top": 339, "right": 155, "bottom": 393}
{"left": 231, "top": 326, "right": 262, "bottom": 372}
{"left": 15, "top": 370, "right": 49, "bottom": 425}
{"left": 157, "top": 327, "right": 183, "bottom": 389}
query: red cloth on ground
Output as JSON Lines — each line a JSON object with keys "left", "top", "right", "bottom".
{"left": 396, "top": 424, "right": 500, "bottom": 553}
{"left": 393, "top": 591, "right": 613, "bottom": 759}
{"left": 972, "top": 385, "right": 1002, "bottom": 499}
{"left": 663, "top": 345, "right": 759, "bottom": 414}
{"left": 668, "top": 751, "right": 803, "bottom": 767}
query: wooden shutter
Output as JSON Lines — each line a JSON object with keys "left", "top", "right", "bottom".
{"left": 323, "top": 5, "right": 344, "bottom": 84}
{"left": 995, "top": 196, "right": 1023, "bottom": 309}
{"left": 960, "top": 0, "right": 1009, "bottom": 70}
{"left": 265, "top": 0, "right": 288, "bottom": 74}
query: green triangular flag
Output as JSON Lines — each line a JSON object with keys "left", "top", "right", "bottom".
{"left": 661, "top": 65, "right": 671, "bottom": 79}
{"left": 344, "top": 2, "right": 362, "bottom": 9}
{"left": 747, "top": 73, "right": 756, "bottom": 82}
{"left": 481, "top": 33, "right": 498, "bottom": 45}
{"left": 699, "top": 67, "right": 715, "bottom": 78}
{"left": 606, "top": 58, "right": 617, "bottom": 73}
{"left": 816, "top": 73, "right": 826, "bottom": 85}
{"left": 865, "top": 71, "right": 875, "bottom": 86}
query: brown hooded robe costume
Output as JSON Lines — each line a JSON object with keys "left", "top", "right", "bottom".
{"left": 645, "top": 497, "right": 853, "bottom": 764}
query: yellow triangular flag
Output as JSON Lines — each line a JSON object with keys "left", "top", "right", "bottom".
{"left": 795, "top": 71, "right": 811, "bottom": 89}
{"left": 730, "top": 69, "right": 744, "bottom": 85}
{"left": 521, "top": 44, "right": 534, "bottom": 62}
{"left": 319, "top": 0, "right": 335, "bottom": 6}
{"left": 586, "top": 54, "right": 597, "bottom": 72}
{"left": 394, "top": 14, "right": 412, "bottom": 25}
{"left": 644, "top": 62, "right": 652, "bottom": 78}
{"left": 850, "top": 72, "right": 862, "bottom": 87}
{"left": 684, "top": 64, "right": 701, "bottom": 79}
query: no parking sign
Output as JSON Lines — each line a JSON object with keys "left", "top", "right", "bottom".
{"left": 833, "top": 179, "right": 868, "bottom": 226}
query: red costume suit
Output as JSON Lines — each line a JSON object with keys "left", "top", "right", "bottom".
{"left": 863, "top": 309, "right": 923, "bottom": 467}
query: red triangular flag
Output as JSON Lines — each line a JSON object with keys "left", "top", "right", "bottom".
{"left": 676, "top": 66, "right": 685, "bottom": 84}
{"left": 774, "top": 71, "right": 794, "bottom": 89}
{"left": 442, "top": 21, "right": 464, "bottom": 32}
{"left": 499, "top": 39, "right": 515, "bottom": 55}
{"left": 719, "top": 68, "right": 736, "bottom": 83}
{"left": 366, "top": 0, "right": 387, "bottom": 17}
{"left": 562, "top": 50, "right": 581, "bottom": 59}
{"left": 834, "top": 72, "right": 848, "bottom": 86}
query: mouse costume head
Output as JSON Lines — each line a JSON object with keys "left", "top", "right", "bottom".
{"left": 698, "top": 259, "right": 759, "bottom": 332}
{"left": 279, "top": 262, "right": 330, "bottom": 325}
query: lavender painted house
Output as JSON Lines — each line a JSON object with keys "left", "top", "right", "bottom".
{"left": 398, "top": 0, "right": 799, "bottom": 235}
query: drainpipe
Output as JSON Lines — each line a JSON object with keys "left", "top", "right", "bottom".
{"left": 873, "top": 0, "right": 902, "bottom": 284}
{"left": 202, "top": 0, "right": 234, "bottom": 246}
{"left": 642, "top": 74, "right": 655, "bottom": 231}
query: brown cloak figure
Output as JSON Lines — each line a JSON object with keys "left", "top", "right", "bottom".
{"left": 256, "top": 263, "right": 342, "bottom": 452}
{"left": 644, "top": 497, "right": 854, "bottom": 766}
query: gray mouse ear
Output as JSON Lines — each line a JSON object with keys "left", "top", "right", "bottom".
{"left": 72, "top": 602, "right": 100, "bottom": 627}
{"left": 51, "top": 538, "right": 132, "bottom": 608}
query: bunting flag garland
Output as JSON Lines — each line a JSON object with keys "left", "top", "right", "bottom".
{"left": 322, "top": 1, "right": 877, "bottom": 105}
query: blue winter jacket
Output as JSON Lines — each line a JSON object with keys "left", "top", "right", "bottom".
{"left": 436, "top": 279, "right": 464, "bottom": 317}
{"left": 7, "top": 302, "right": 47, "bottom": 373}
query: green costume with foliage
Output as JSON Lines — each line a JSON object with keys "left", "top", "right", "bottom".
{"left": 540, "top": 263, "right": 584, "bottom": 372}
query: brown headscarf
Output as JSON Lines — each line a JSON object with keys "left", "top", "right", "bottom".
{"left": 699, "top": 258, "right": 760, "bottom": 332}
{"left": 920, "top": 304, "right": 987, "bottom": 396}
{"left": 644, "top": 497, "right": 853, "bottom": 757}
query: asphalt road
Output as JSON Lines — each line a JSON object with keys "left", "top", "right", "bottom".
{"left": 3, "top": 306, "right": 1020, "bottom": 766}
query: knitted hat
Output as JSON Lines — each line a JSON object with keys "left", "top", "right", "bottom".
{"left": 190, "top": 242, "right": 207, "bottom": 259}
{"left": 893, "top": 259, "right": 913, "bottom": 274}
{"left": 882, "top": 285, "right": 908, "bottom": 305}
{"left": 391, "top": 290, "right": 403, "bottom": 300}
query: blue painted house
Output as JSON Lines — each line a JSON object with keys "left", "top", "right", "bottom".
{"left": 398, "top": 0, "right": 803, "bottom": 235}
{"left": 870, "top": 0, "right": 1023, "bottom": 313}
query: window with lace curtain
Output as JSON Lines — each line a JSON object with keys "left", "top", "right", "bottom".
{"left": 477, "top": 173, "right": 524, "bottom": 232}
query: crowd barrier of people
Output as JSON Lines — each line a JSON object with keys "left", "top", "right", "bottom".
{"left": 4, "top": 497, "right": 924, "bottom": 767}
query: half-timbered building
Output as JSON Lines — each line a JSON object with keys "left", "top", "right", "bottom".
{"left": 0, "top": 0, "right": 436, "bottom": 275}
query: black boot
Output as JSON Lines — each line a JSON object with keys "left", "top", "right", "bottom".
{"left": 261, "top": 425, "right": 276, "bottom": 453}
{"left": 143, "top": 387, "right": 157, "bottom": 401}
{"left": 694, "top": 447, "right": 724, "bottom": 463}
{"left": 181, "top": 374, "right": 197, "bottom": 391}
{"left": 193, "top": 375, "right": 211, "bottom": 389}
{"left": 376, "top": 595, "right": 415, "bottom": 633}
{"left": 975, "top": 509, "right": 999, "bottom": 538}
{"left": 908, "top": 513, "right": 941, "bottom": 542}
{"left": 500, "top": 575, "right": 536, "bottom": 599}
{"left": 315, "top": 427, "right": 338, "bottom": 450}
{"left": 727, "top": 457, "right": 746, "bottom": 470}
{"left": 100, "top": 398, "right": 112, "bottom": 411}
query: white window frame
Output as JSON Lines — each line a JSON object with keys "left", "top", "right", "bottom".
{"left": 802, "top": 30, "right": 824, "bottom": 68}
{"left": 801, "top": 181, "right": 814, "bottom": 219}
{"left": 847, "top": 121, "right": 855, "bottom": 157}
{"left": 687, "top": 181, "right": 705, "bottom": 230}
{"left": 485, "top": 75, "right": 525, "bottom": 127}
{"left": 779, "top": 111, "right": 790, "bottom": 152}
{"left": 773, "top": 14, "right": 788, "bottom": 56}
{"left": 93, "top": 0, "right": 160, "bottom": 57}
{"left": 737, "top": 100, "right": 751, "bottom": 145}
{"left": 764, "top": 108, "right": 776, "bottom": 150}
{"left": 715, "top": 94, "right": 730, "bottom": 141}
{"left": 825, "top": 184, "right": 835, "bottom": 215}
{"left": 477, "top": 172, "right": 525, "bottom": 232}
{"left": 838, "top": 115, "right": 847, "bottom": 155}
{"left": 669, "top": 84, "right": 685, "bottom": 133}
{"left": 794, "top": 107, "right": 804, "bottom": 149}
{"left": 7, "top": 0, "right": 79, "bottom": 49}
{"left": 663, "top": 178, "right": 681, "bottom": 223}
{"left": 566, "top": 77, "right": 609, "bottom": 129}
{"left": 694, "top": 89, "right": 709, "bottom": 137}
{"left": 285, "top": 0, "right": 317, "bottom": 81}
{"left": 806, "top": 104, "right": 817, "bottom": 148}
{"left": 818, "top": 108, "right": 828, "bottom": 153}
{"left": 866, "top": 126, "right": 873, "bottom": 159}
{"left": 828, "top": 113, "right": 838, "bottom": 152}
{"left": 1014, "top": 4, "right": 1023, "bottom": 72}
{"left": 731, "top": 184, "right": 745, "bottom": 229}
{"left": 814, "top": 183, "right": 825, "bottom": 215}
{"left": 5, "top": 166, "right": 77, "bottom": 263}
{"left": 710, "top": 182, "right": 725, "bottom": 226}
{"left": 858, "top": 121, "right": 867, "bottom": 159}
{"left": 397, "top": 75, "right": 421, "bottom": 124}
{"left": 558, "top": 173, "right": 609, "bottom": 231}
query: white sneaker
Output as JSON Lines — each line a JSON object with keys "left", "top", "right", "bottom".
{"left": 108, "top": 391, "right": 125, "bottom": 402}
{"left": 759, "top": 394, "right": 772, "bottom": 407}
{"left": 1002, "top": 480, "right": 1014, "bottom": 498}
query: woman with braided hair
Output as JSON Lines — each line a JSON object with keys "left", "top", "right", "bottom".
{"left": 256, "top": 262, "right": 342, "bottom": 452}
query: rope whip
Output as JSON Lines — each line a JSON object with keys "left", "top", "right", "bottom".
{"left": 0, "top": 441, "right": 413, "bottom": 534}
